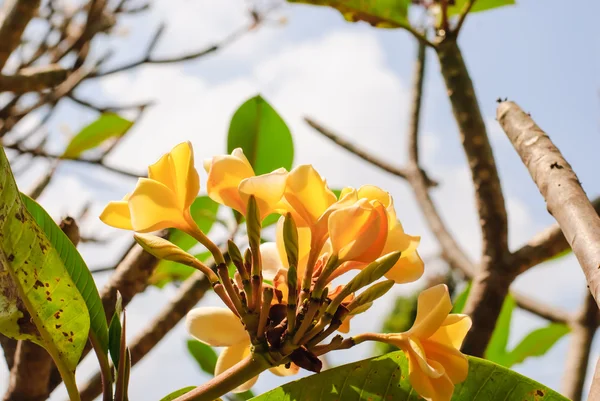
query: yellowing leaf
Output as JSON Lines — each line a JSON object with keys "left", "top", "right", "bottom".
{"left": 448, "top": 0, "right": 515, "bottom": 16}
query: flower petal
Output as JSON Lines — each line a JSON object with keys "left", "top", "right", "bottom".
{"left": 429, "top": 314, "right": 472, "bottom": 350}
{"left": 382, "top": 228, "right": 424, "bottom": 284}
{"left": 128, "top": 178, "right": 187, "bottom": 232}
{"left": 261, "top": 242, "right": 285, "bottom": 281}
{"left": 283, "top": 165, "right": 337, "bottom": 226}
{"left": 186, "top": 307, "right": 247, "bottom": 347}
{"left": 170, "top": 141, "right": 200, "bottom": 209}
{"left": 148, "top": 153, "right": 175, "bottom": 192}
{"left": 206, "top": 152, "right": 255, "bottom": 212}
{"left": 269, "top": 363, "right": 300, "bottom": 377}
{"left": 239, "top": 168, "right": 288, "bottom": 219}
{"left": 407, "top": 284, "right": 453, "bottom": 340}
{"left": 422, "top": 340, "right": 470, "bottom": 383}
{"left": 357, "top": 185, "right": 397, "bottom": 224}
{"left": 99, "top": 200, "right": 133, "bottom": 230}
{"left": 214, "top": 338, "right": 258, "bottom": 393}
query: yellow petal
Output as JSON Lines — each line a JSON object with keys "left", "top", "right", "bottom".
{"left": 127, "top": 178, "right": 187, "bottom": 232}
{"left": 382, "top": 228, "right": 424, "bottom": 283}
{"left": 407, "top": 285, "right": 453, "bottom": 340}
{"left": 148, "top": 152, "right": 175, "bottom": 192}
{"left": 407, "top": 337, "right": 445, "bottom": 379}
{"left": 239, "top": 168, "right": 288, "bottom": 219}
{"left": 170, "top": 141, "right": 200, "bottom": 210}
{"left": 214, "top": 338, "right": 258, "bottom": 393}
{"left": 429, "top": 314, "right": 472, "bottom": 351}
{"left": 422, "top": 340, "right": 469, "bottom": 383}
{"left": 312, "top": 189, "right": 359, "bottom": 249}
{"left": 260, "top": 242, "right": 285, "bottom": 281}
{"left": 269, "top": 363, "right": 300, "bottom": 377}
{"left": 275, "top": 216, "right": 312, "bottom": 279}
{"left": 99, "top": 200, "right": 133, "bottom": 230}
{"left": 356, "top": 185, "right": 397, "bottom": 224}
{"left": 283, "top": 165, "right": 337, "bottom": 226}
{"left": 231, "top": 148, "right": 253, "bottom": 168}
{"left": 185, "top": 307, "right": 247, "bottom": 347}
{"left": 328, "top": 199, "right": 388, "bottom": 262}
{"left": 206, "top": 152, "right": 255, "bottom": 212}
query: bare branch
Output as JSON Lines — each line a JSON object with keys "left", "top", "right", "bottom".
{"left": 0, "top": 0, "right": 41, "bottom": 70}
{"left": 0, "top": 65, "right": 68, "bottom": 93}
{"left": 0, "top": 335, "right": 17, "bottom": 370}
{"left": 562, "top": 293, "right": 599, "bottom": 401}
{"left": 305, "top": 117, "right": 437, "bottom": 187}
{"left": 453, "top": 0, "right": 476, "bottom": 35}
{"left": 26, "top": 161, "right": 59, "bottom": 199}
{"left": 497, "top": 101, "right": 600, "bottom": 307}
{"left": 4, "top": 341, "right": 53, "bottom": 401}
{"left": 78, "top": 272, "right": 211, "bottom": 401}
{"left": 512, "top": 197, "right": 600, "bottom": 273}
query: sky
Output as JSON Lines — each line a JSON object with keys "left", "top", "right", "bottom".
{"left": 2, "top": 0, "right": 600, "bottom": 399}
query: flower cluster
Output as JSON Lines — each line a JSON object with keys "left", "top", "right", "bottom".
{"left": 100, "top": 142, "right": 471, "bottom": 401}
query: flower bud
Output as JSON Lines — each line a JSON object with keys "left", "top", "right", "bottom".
{"left": 134, "top": 233, "right": 219, "bottom": 283}
{"left": 347, "top": 280, "right": 395, "bottom": 313}
{"left": 283, "top": 213, "right": 299, "bottom": 268}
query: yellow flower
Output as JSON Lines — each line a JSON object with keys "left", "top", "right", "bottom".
{"left": 204, "top": 148, "right": 288, "bottom": 219}
{"left": 328, "top": 198, "right": 388, "bottom": 263}
{"left": 338, "top": 186, "right": 424, "bottom": 283}
{"left": 185, "top": 307, "right": 298, "bottom": 392}
{"left": 383, "top": 284, "right": 471, "bottom": 401}
{"left": 100, "top": 141, "right": 200, "bottom": 233}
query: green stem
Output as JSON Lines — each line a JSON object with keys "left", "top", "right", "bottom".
{"left": 174, "top": 354, "right": 270, "bottom": 401}
{"left": 89, "top": 333, "right": 113, "bottom": 401}
{"left": 184, "top": 216, "right": 226, "bottom": 266}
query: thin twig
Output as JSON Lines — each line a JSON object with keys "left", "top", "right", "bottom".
{"left": 0, "top": 0, "right": 41, "bottom": 70}
{"left": 0, "top": 65, "right": 68, "bottom": 93}
{"left": 562, "top": 292, "right": 599, "bottom": 401}
{"left": 453, "top": 0, "right": 477, "bottom": 35}
{"left": 305, "top": 117, "right": 437, "bottom": 187}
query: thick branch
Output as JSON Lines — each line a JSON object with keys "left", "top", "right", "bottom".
{"left": 436, "top": 36, "right": 509, "bottom": 357}
{"left": 497, "top": 101, "right": 600, "bottom": 307}
{"left": 0, "top": 65, "right": 68, "bottom": 93}
{"left": 0, "top": 335, "right": 16, "bottom": 370}
{"left": 0, "top": 0, "right": 41, "bottom": 71}
{"left": 497, "top": 100, "right": 600, "bottom": 400}
{"left": 512, "top": 197, "right": 600, "bottom": 273}
{"left": 78, "top": 272, "right": 211, "bottom": 401}
{"left": 562, "top": 293, "right": 598, "bottom": 401}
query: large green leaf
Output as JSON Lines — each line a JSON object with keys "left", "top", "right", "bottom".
{"left": 227, "top": 95, "right": 294, "bottom": 175}
{"left": 62, "top": 113, "right": 133, "bottom": 158}
{"left": 0, "top": 147, "right": 89, "bottom": 398}
{"left": 20, "top": 194, "right": 109, "bottom": 353}
{"left": 287, "top": 0, "right": 409, "bottom": 27}
{"left": 451, "top": 282, "right": 471, "bottom": 314}
{"left": 501, "top": 323, "right": 570, "bottom": 368}
{"left": 251, "top": 352, "right": 567, "bottom": 400}
{"left": 448, "top": 0, "right": 515, "bottom": 16}
{"left": 187, "top": 339, "right": 218, "bottom": 375}
{"left": 485, "top": 294, "right": 515, "bottom": 364}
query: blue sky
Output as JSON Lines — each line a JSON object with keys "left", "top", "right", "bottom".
{"left": 2, "top": 0, "right": 600, "bottom": 399}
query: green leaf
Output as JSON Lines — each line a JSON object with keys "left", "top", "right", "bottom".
{"left": 108, "top": 292, "right": 123, "bottom": 368}
{"left": 150, "top": 252, "right": 210, "bottom": 288}
{"left": 448, "top": 0, "right": 515, "bottom": 16}
{"left": 160, "top": 387, "right": 197, "bottom": 401}
{"left": 168, "top": 196, "right": 220, "bottom": 253}
{"left": 451, "top": 281, "right": 472, "bottom": 314}
{"left": 187, "top": 339, "right": 218, "bottom": 375}
{"left": 0, "top": 147, "right": 89, "bottom": 399}
{"left": 115, "top": 311, "right": 130, "bottom": 401}
{"left": 62, "top": 113, "right": 133, "bottom": 158}
{"left": 287, "top": 0, "right": 410, "bottom": 28}
{"left": 227, "top": 95, "right": 294, "bottom": 175}
{"left": 503, "top": 323, "right": 570, "bottom": 368}
{"left": 20, "top": 194, "right": 109, "bottom": 354}
{"left": 251, "top": 352, "right": 567, "bottom": 401}
{"left": 262, "top": 213, "right": 281, "bottom": 228}
{"left": 485, "top": 294, "right": 515, "bottom": 364}
{"left": 331, "top": 189, "right": 342, "bottom": 199}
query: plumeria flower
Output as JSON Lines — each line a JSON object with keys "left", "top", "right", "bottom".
{"left": 332, "top": 186, "right": 424, "bottom": 283}
{"left": 378, "top": 284, "right": 471, "bottom": 401}
{"left": 100, "top": 141, "right": 200, "bottom": 233}
{"left": 185, "top": 307, "right": 298, "bottom": 393}
{"left": 204, "top": 148, "right": 288, "bottom": 219}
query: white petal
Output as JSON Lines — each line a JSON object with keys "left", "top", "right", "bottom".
{"left": 185, "top": 307, "right": 247, "bottom": 347}
{"left": 215, "top": 338, "right": 258, "bottom": 393}
{"left": 261, "top": 242, "right": 286, "bottom": 281}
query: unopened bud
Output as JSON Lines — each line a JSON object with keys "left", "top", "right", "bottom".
{"left": 246, "top": 195, "right": 261, "bottom": 251}
{"left": 347, "top": 280, "right": 395, "bottom": 313}
{"left": 134, "top": 233, "right": 219, "bottom": 283}
{"left": 283, "top": 213, "right": 299, "bottom": 268}
{"left": 228, "top": 240, "right": 248, "bottom": 280}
